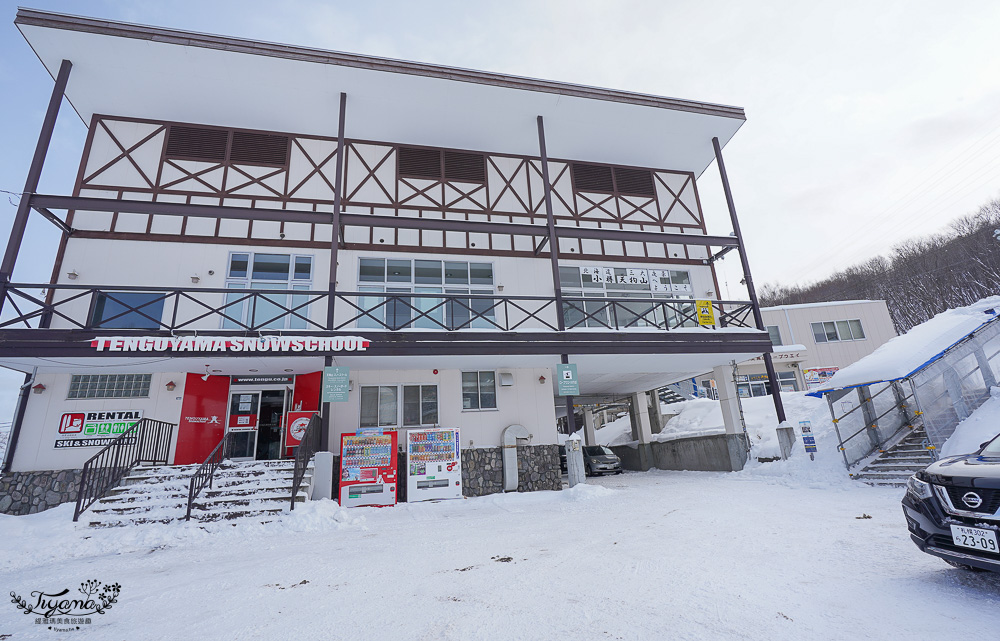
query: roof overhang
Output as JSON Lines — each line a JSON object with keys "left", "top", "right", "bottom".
{"left": 16, "top": 8, "right": 745, "bottom": 175}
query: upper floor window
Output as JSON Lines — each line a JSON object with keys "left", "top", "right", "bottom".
{"left": 357, "top": 258, "right": 495, "bottom": 330}
{"left": 224, "top": 252, "right": 313, "bottom": 330}
{"left": 68, "top": 374, "right": 151, "bottom": 399}
{"left": 811, "top": 319, "right": 866, "bottom": 344}
{"left": 559, "top": 265, "right": 693, "bottom": 328}
{"left": 90, "top": 292, "right": 165, "bottom": 330}
{"left": 766, "top": 325, "right": 783, "bottom": 346}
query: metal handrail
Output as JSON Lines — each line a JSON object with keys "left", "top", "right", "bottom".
{"left": 1, "top": 282, "right": 756, "bottom": 333}
{"left": 72, "top": 418, "right": 175, "bottom": 522}
{"left": 290, "top": 413, "right": 321, "bottom": 510}
{"left": 185, "top": 432, "right": 236, "bottom": 521}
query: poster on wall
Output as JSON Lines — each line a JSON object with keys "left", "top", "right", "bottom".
{"left": 53, "top": 409, "right": 143, "bottom": 449}
{"left": 803, "top": 367, "right": 840, "bottom": 390}
{"left": 284, "top": 411, "right": 315, "bottom": 457}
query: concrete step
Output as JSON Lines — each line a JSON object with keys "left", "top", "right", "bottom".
{"left": 865, "top": 462, "right": 931, "bottom": 471}
{"left": 853, "top": 471, "right": 916, "bottom": 481}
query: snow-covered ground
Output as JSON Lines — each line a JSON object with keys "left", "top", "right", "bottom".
{"left": 584, "top": 391, "right": 836, "bottom": 462}
{"left": 3, "top": 469, "right": 998, "bottom": 640}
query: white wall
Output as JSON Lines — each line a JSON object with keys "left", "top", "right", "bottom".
{"left": 761, "top": 301, "right": 897, "bottom": 370}
{"left": 329, "top": 366, "right": 558, "bottom": 451}
{"left": 10, "top": 371, "right": 186, "bottom": 472}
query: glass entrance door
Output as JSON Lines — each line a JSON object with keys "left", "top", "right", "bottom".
{"left": 255, "top": 390, "right": 286, "bottom": 460}
{"left": 227, "top": 391, "right": 260, "bottom": 460}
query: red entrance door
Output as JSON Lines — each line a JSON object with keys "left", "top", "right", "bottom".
{"left": 174, "top": 373, "right": 230, "bottom": 465}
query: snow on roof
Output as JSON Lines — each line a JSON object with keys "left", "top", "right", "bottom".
{"left": 808, "top": 296, "right": 1000, "bottom": 395}
{"left": 760, "top": 300, "right": 877, "bottom": 312}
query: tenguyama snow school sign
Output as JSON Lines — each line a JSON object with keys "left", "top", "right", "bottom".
{"left": 90, "top": 336, "right": 371, "bottom": 353}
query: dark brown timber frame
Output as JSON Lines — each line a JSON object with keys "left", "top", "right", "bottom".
{"left": 712, "top": 137, "right": 785, "bottom": 423}
{"left": 321, "top": 92, "right": 348, "bottom": 451}
{"left": 0, "top": 58, "right": 72, "bottom": 473}
{"left": 536, "top": 116, "right": 577, "bottom": 435}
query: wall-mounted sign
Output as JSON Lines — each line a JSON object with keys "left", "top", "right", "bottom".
{"left": 696, "top": 300, "right": 716, "bottom": 326}
{"left": 285, "top": 411, "right": 314, "bottom": 455}
{"left": 54, "top": 410, "right": 143, "bottom": 449}
{"left": 557, "top": 363, "right": 579, "bottom": 396}
{"left": 90, "top": 336, "right": 370, "bottom": 353}
{"left": 231, "top": 375, "right": 294, "bottom": 385}
{"left": 322, "top": 367, "right": 350, "bottom": 402}
{"left": 803, "top": 367, "right": 839, "bottom": 390}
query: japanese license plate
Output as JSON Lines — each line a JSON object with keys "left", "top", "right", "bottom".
{"left": 950, "top": 524, "right": 999, "bottom": 553}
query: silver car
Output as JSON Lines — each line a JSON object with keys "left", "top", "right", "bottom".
{"left": 583, "top": 445, "right": 623, "bottom": 476}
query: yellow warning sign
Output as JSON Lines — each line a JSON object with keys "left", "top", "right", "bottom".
{"left": 696, "top": 300, "right": 716, "bottom": 326}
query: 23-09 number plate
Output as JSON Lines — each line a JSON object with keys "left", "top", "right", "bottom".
{"left": 950, "top": 524, "right": 999, "bottom": 553}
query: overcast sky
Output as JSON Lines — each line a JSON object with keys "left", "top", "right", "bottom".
{"left": 1, "top": 1, "right": 999, "bottom": 422}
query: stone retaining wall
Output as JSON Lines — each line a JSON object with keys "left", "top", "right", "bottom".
{"left": 462, "top": 444, "right": 561, "bottom": 497}
{"left": 0, "top": 470, "right": 82, "bottom": 515}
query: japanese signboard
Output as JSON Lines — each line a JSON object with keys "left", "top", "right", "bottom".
{"left": 557, "top": 363, "right": 579, "bottom": 396}
{"left": 696, "top": 300, "right": 716, "bottom": 326}
{"left": 322, "top": 367, "right": 350, "bottom": 402}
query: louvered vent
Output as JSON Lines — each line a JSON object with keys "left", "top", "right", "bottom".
{"left": 398, "top": 147, "right": 442, "bottom": 179}
{"left": 613, "top": 167, "right": 655, "bottom": 197}
{"left": 165, "top": 126, "right": 229, "bottom": 162}
{"left": 444, "top": 151, "right": 486, "bottom": 182}
{"left": 572, "top": 163, "right": 614, "bottom": 192}
{"left": 230, "top": 131, "right": 289, "bottom": 166}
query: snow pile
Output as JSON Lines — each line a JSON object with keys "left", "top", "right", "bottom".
{"left": 0, "top": 498, "right": 366, "bottom": 573}
{"left": 814, "top": 296, "right": 1000, "bottom": 392}
{"left": 940, "top": 387, "right": 1000, "bottom": 457}
{"left": 0, "top": 425, "right": 8, "bottom": 463}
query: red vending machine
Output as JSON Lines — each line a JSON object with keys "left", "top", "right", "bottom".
{"left": 339, "top": 430, "right": 398, "bottom": 507}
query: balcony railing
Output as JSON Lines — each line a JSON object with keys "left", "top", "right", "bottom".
{"left": 0, "top": 283, "right": 756, "bottom": 333}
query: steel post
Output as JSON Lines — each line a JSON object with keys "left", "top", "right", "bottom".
{"left": 712, "top": 136, "right": 786, "bottom": 423}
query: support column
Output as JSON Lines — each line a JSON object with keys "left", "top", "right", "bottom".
{"left": 713, "top": 364, "right": 744, "bottom": 436}
{"left": 321, "top": 92, "right": 348, "bottom": 453}
{"left": 0, "top": 60, "right": 71, "bottom": 472}
{"left": 627, "top": 391, "right": 655, "bottom": 470}
{"left": 537, "top": 116, "right": 576, "bottom": 435}
{"left": 0, "top": 58, "right": 72, "bottom": 321}
{"left": 583, "top": 408, "right": 597, "bottom": 446}
{"left": 646, "top": 388, "right": 664, "bottom": 434}
{"left": 712, "top": 137, "right": 785, "bottom": 424}
{"left": 974, "top": 347, "right": 998, "bottom": 390}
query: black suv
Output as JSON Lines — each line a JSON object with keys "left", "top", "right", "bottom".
{"left": 903, "top": 432, "right": 1000, "bottom": 572}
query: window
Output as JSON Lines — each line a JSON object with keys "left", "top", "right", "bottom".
{"left": 357, "top": 258, "right": 495, "bottom": 330}
{"left": 462, "top": 371, "right": 497, "bottom": 410}
{"left": 811, "top": 319, "right": 866, "bottom": 343}
{"left": 766, "top": 325, "right": 783, "bottom": 346}
{"left": 68, "top": 374, "right": 151, "bottom": 399}
{"left": 559, "top": 265, "right": 694, "bottom": 329}
{"left": 91, "top": 292, "right": 165, "bottom": 329}
{"left": 360, "top": 384, "right": 438, "bottom": 427}
{"left": 224, "top": 252, "right": 313, "bottom": 330}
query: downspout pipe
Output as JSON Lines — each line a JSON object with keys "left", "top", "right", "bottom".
{"left": 2, "top": 368, "right": 36, "bottom": 473}
{"left": 501, "top": 424, "right": 530, "bottom": 491}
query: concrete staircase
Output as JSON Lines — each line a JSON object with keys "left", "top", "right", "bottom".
{"left": 852, "top": 427, "right": 936, "bottom": 487}
{"left": 85, "top": 459, "right": 312, "bottom": 527}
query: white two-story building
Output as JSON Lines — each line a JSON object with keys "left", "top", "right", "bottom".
{"left": 0, "top": 8, "right": 778, "bottom": 514}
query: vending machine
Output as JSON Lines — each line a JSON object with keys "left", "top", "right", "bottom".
{"left": 406, "top": 427, "right": 462, "bottom": 502}
{"left": 339, "top": 431, "right": 398, "bottom": 507}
